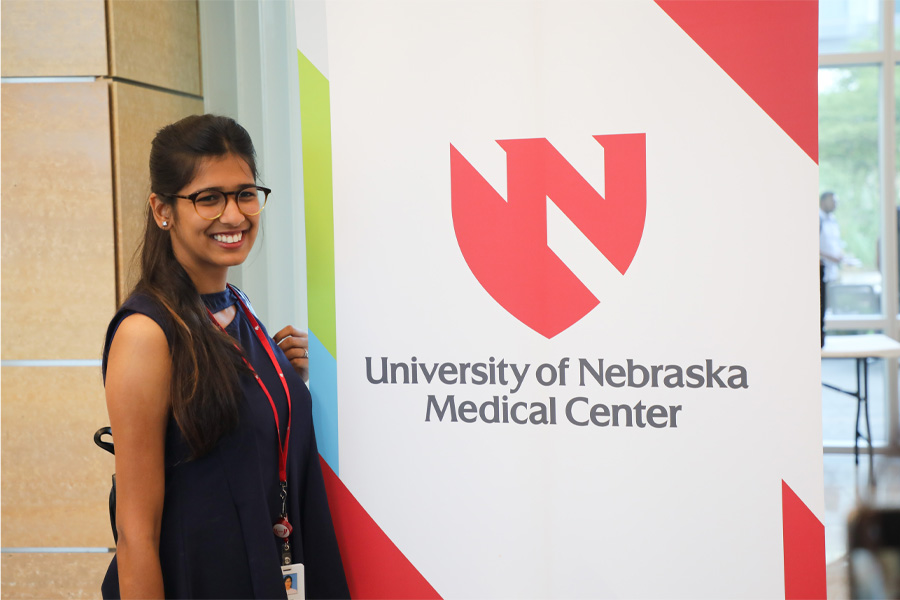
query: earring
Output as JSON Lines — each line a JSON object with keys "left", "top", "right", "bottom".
{"left": 162, "top": 220, "right": 168, "bottom": 228}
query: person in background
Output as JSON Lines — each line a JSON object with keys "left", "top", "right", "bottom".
{"left": 101, "top": 114, "right": 348, "bottom": 598}
{"left": 820, "top": 191, "right": 845, "bottom": 347}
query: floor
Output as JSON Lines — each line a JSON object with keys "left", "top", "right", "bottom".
{"left": 821, "top": 352, "right": 899, "bottom": 598}
{"left": 824, "top": 453, "right": 900, "bottom": 600}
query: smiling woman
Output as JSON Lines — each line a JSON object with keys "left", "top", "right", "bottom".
{"left": 150, "top": 153, "right": 261, "bottom": 293}
{"left": 101, "top": 115, "right": 348, "bottom": 599}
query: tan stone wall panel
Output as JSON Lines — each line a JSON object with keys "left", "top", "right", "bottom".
{"left": 111, "top": 81, "right": 204, "bottom": 300}
{"left": 1, "top": 82, "right": 117, "bottom": 360}
{"left": 0, "top": 0, "right": 108, "bottom": 77}
{"left": 108, "top": 0, "right": 201, "bottom": 95}
{"left": 1, "top": 367, "right": 115, "bottom": 548}
{"left": 1, "top": 551, "right": 111, "bottom": 598}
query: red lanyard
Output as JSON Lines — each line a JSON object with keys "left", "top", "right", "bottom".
{"left": 206, "top": 287, "right": 292, "bottom": 484}
{"left": 207, "top": 286, "right": 296, "bottom": 563}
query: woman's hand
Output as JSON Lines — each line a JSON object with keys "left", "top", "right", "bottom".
{"left": 274, "top": 326, "right": 309, "bottom": 382}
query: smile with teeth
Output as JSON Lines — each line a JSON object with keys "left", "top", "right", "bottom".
{"left": 213, "top": 231, "right": 243, "bottom": 244}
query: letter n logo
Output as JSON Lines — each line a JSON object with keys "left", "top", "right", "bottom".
{"left": 450, "top": 134, "right": 646, "bottom": 338}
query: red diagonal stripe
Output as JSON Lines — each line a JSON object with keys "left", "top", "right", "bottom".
{"left": 782, "top": 480, "right": 826, "bottom": 600}
{"left": 655, "top": 0, "right": 818, "bottom": 163}
{"left": 320, "top": 456, "right": 442, "bottom": 599}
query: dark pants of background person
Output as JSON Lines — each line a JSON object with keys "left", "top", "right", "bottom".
{"left": 820, "top": 263, "right": 826, "bottom": 347}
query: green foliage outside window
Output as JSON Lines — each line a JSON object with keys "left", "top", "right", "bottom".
{"left": 818, "top": 65, "right": 880, "bottom": 271}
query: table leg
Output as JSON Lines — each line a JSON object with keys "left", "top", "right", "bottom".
{"left": 822, "top": 355, "right": 878, "bottom": 485}
{"left": 854, "top": 357, "right": 862, "bottom": 465}
{"left": 863, "top": 358, "right": 876, "bottom": 486}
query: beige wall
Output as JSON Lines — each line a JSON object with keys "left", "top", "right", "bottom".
{"left": 108, "top": 0, "right": 202, "bottom": 95}
{"left": 1, "top": 0, "right": 203, "bottom": 596}
{"left": 1, "top": 0, "right": 108, "bottom": 77}
{"left": 1, "top": 82, "right": 116, "bottom": 360}
{"left": 111, "top": 82, "right": 204, "bottom": 298}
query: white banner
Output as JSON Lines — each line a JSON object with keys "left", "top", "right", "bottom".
{"left": 297, "top": 1, "right": 823, "bottom": 597}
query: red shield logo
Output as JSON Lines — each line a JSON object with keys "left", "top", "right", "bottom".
{"left": 451, "top": 134, "right": 646, "bottom": 338}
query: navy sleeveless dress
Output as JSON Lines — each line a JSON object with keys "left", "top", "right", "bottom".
{"left": 100, "top": 287, "right": 349, "bottom": 599}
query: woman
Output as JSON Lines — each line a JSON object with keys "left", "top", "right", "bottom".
{"left": 101, "top": 114, "right": 348, "bottom": 598}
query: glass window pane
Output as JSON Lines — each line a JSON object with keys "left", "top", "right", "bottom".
{"left": 819, "top": 66, "right": 883, "bottom": 317}
{"left": 896, "top": 2, "right": 900, "bottom": 50}
{"left": 820, "top": 0, "right": 882, "bottom": 53}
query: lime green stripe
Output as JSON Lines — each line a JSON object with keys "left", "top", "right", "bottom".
{"left": 298, "top": 50, "right": 337, "bottom": 359}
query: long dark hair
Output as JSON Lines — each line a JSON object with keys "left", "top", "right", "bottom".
{"left": 135, "top": 114, "right": 257, "bottom": 458}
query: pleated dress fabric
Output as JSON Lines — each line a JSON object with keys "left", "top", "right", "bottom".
{"left": 100, "top": 287, "right": 349, "bottom": 599}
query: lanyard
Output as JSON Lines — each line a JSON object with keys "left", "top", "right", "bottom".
{"left": 206, "top": 285, "right": 294, "bottom": 564}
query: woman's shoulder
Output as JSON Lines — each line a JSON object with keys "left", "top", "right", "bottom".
{"left": 224, "top": 284, "right": 266, "bottom": 331}
{"left": 120, "top": 290, "right": 167, "bottom": 318}
{"left": 116, "top": 292, "right": 173, "bottom": 339}
{"left": 102, "top": 291, "right": 174, "bottom": 378}
{"left": 108, "top": 313, "right": 170, "bottom": 364}
{"left": 226, "top": 284, "right": 256, "bottom": 315}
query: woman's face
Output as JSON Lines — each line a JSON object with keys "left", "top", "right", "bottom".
{"left": 158, "top": 153, "right": 260, "bottom": 292}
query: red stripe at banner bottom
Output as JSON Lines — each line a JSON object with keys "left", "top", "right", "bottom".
{"left": 782, "top": 480, "right": 826, "bottom": 600}
{"left": 320, "top": 456, "right": 442, "bottom": 599}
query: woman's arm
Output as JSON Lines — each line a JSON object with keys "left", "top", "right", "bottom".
{"left": 105, "top": 314, "right": 171, "bottom": 598}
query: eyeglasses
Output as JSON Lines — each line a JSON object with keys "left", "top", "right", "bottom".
{"left": 165, "top": 186, "right": 271, "bottom": 220}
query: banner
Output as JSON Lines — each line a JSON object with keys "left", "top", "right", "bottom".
{"left": 296, "top": 2, "right": 823, "bottom": 597}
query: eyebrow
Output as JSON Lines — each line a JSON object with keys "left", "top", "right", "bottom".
{"left": 190, "top": 183, "right": 257, "bottom": 194}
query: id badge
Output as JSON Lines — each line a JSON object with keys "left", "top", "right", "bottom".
{"left": 281, "top": 563, "right": 304, "bottom": 598}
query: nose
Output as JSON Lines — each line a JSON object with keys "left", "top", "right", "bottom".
{"left": 218, "top": 192, "right": 246, "bottom": 225}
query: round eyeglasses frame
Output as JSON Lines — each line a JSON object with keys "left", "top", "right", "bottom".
{"left": 164, "top": 186, "right": 272, "bottom": 221}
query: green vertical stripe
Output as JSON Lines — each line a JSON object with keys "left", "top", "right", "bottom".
{"left": 298, "top": 50, "right": 337, "bottom": 359}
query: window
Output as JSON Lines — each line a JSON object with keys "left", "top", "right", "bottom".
{"left": 820, "top": 0, "right": 882, "bottom": 53}
{"left": 819, "top": 0, "right": 899, "bottom": 450}
{"left": 819, "top": 66, "right": 881, "bottom": 316}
